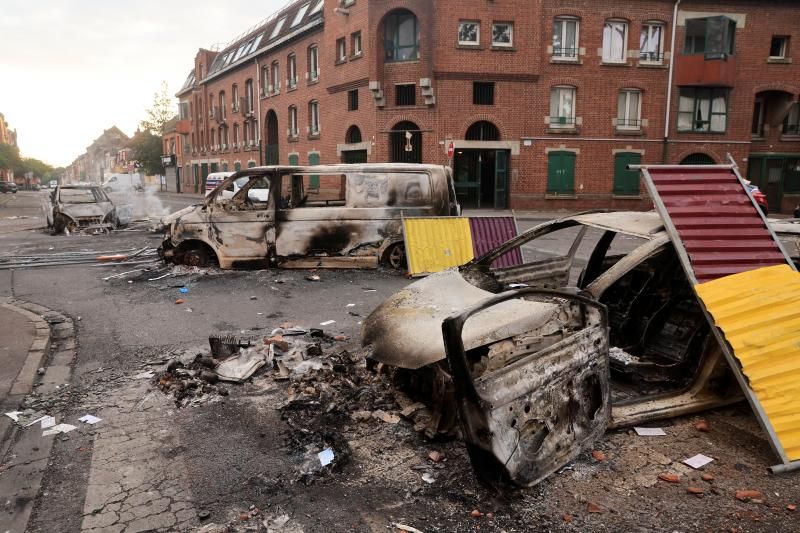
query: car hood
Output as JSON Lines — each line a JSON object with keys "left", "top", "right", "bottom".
{"left": 160, "top": 204, "right": 201, "bottom": 227}
{"left": 362, "top": 268, "right": 562, "bottom": 369}
{"left": 60, "top": 203, "right": 110, "bottom": 218}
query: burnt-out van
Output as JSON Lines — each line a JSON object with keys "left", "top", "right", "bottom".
{"left": 159, "top": 164, "right": 459, "bottom": 269}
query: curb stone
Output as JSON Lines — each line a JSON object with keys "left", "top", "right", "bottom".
{"left": 0, "top": 298, "right": 76, "bottom": 533}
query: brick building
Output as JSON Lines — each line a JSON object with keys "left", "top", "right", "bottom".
{"left": 166, "top": 0, "right": 800, "bottom": 212}
{"left": 0, "top": 112, "right": 18, "bottom": 182}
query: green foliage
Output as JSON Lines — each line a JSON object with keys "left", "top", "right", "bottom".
{"left": 0, "top": 143, "right": 54, "bottom": 178}
{"left": 139, "top": 81, "right": 175, "bottom": 135}
{"left": 129, "top": 130, "right": 164, "bottom": 175}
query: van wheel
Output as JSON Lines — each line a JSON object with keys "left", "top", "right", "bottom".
{"left": 184, "top": 248, "right": 209, "bottom": 268}
{"left": 384, "top": 243, "right": 407, "bottom": 270}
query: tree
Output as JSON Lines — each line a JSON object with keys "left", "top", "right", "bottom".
{"left": 129, "top": 129, "right": 164, "bottom": 175}
{"left": 0, "top": 143, "right": 21, "bottom": 172}
{"left": 139, "top": 81, "right": 175, "bottom": 135}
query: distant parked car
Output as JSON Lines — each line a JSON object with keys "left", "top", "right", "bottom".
{"left": 0, "top": 181, "right": 18, "bottom": 193}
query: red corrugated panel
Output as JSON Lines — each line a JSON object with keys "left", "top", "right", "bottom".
{"left": 647, "top": 167, "right": 787, "bottom": 283}
{"left": 469, "top": 216, "right": 523, "bottom": 268}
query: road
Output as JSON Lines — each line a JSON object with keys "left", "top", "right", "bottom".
{"left": 0, "top": 190, "right": 796, "bottom": 533}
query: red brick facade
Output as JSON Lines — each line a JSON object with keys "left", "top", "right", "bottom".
{"left": 166, "top": 0, "right": 800, "bottom": 212}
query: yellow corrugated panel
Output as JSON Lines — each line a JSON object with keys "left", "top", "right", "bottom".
{"left": 403, "top": 217, "right": 474, "bottom": 276}
{"left": 695, "top": 265, "right": 800, "bottom": 461}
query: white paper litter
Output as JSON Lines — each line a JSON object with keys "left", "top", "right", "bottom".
{"left": 39, "top": 416, "right": 56, "bottom": 429}
{"left": 634, "top": 427, "right": 667, "bottom": 436}
{"left": 4, "top": 411, "right": 21, "bottom": 422}
{"left": 318, "top": 448, "right": 334, "bottom": 467}
{"left": 134, "top": 371, "right": 155, "bottom": 379}
{"left": 79, "top": 415, "right": 102, "bottom": 425}
{"left": 319, "top": 320, "right": 336, "bottom": 326}
{"left": 683, "top": 453, "right": 714, "bottom": 469}
{"left": 42, "top": 423, "right": 77, "bottom": 436}
{"left": 421, "top": 472, "right": 436, "bottom": 484}
{"left": 392, "top": 523, "right": 424, "bottom": 533}
{"left": 508, "top": 283, "right": 529, "bottom": 288}
{"left": 346, "top": 303, "right": 356, "bottom": 307}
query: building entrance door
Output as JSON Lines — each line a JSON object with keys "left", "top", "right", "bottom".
{"left": 453, "top": 149, "right": 510, "bottom": 208}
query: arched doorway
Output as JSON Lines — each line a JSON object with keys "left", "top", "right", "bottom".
{"left": 389, "top": 121, "right": 422, "bottom": 163}
{"left": 680, "top": 153, "right": 715, "bottom": 165}
{"left": 265, "top": 110, "right": 279, "bottom": 165}
{"left": 454, "top": 120, "right": 509, "bottom": 208}
{"left": 342, "top": 126, "right": 367, "bottom": 163}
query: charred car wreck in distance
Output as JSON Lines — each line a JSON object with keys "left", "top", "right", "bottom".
{"left": 363, "top": 211, "right": 747, "bottom": 487}
{"left": 158, "top": 164, "right": 459, "bottom": 269}
{"left": 43, "top": 185, "right": 131, "bottom": 235}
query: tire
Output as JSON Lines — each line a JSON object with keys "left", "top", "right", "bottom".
{"left": 183, "top": 248, "right": 209, "bottom": 268}
{"left": 383, "top": 242, "right": 407, "bottom": 270}
{"left": 53, "top": 215, "right": 77, "bottom": 235}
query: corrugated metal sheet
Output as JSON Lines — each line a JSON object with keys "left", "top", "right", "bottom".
{"left": 696, "top": 265, "right": 800, "bottom": 461}
{"left": 469, "top": 216, "right": 523, "bottom": 268}
{"left": 403, "top": 217, "right": 474, "bottom": 276}
{"left": 644, "top": 166, "right": 787, "bottom": 283}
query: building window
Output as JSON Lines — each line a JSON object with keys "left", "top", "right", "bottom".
{"left": 547, "top": 151, "right": 576, "bottom": 194}
{"left": 260, "top": 66, "right": 268, "bottom": 96}
{"left": 684, "top": 16, "right": 736, "bottom": 58}
{"left": 288, "top": 105, "right": 297, "bottom": 137}
{"left": 271, "top": 61, "right": 280, "bottom": 93}
{"left": 465, "top": 121, "right": 500, "bottom": 141}
{"left": 602, "top": 20, "right": 628, "bottom": 63}
{"left": 336, "top": 37, "right": 347, "bottom": 63}
{"left": 308, "top": 46, "right": 319, "bottom": 80}
{"left": 233, "top": 124, "right": 240, "bottom": 147}
{"left": 221, "top": 126, "right": 229, "bottom": 148}
{"left": 613, "top": 152, "right": 642, "bottom": 196}
{"left": 219, "top": 92, "right": 226, "bottom": 120}
{"left": 309, "top": 100, "right": 320, "bottom": 135}
{"left": 396, "top": 84, "right": 416, "bottom": 106}
{"left": 550, "top": 86, "right": 576, "bottom": 127}
{"left": 348, "top": 89, "right": 358, "bottom": 111}
{"left": 752, "top": 98, "right": 765, "bottom": 137}
{"left": 770, "top": 36, "right": 789, "bottom": 59}
{"left": 617, "top": 89, "right": 641, "bottom": 129}
{"left": 640, "top": 22, "right": 665, "bottom": 62}
{"left": 458, "top": 21, "right": 480, "bottom": 46}
{"left": 245, "top": 79, "right": 254, "bottom": 114}
{"left": 243, "top": 123, "right": 249, "bottom": 145}
{"left": 346, "top": 125, "right": 362, "bottom": 144}
{"left": 473, "top": 82, "right": 494, "bottom": 105}
{"left": 553, "top": 17, "right": 579, "bottom": 59}
{"left": 179, "top": 102, "right": 190, "bottom": 120}
{"left": 677, "top": 88, "right": 728, "bottom": 133}
{"left": 384, "top": 10, "right": 419, "bottom": 62}
{"left": 232, "top": 85, "right": 240, "bottom": 111}
{"left": 492, "top": 22, "right": 513, "bottom": 47}
{"left": 351, "top": 31, "right": 362, "bottom": 56}
{"left": 784, "top": 103, "right": 800, "bottom": 135}
{"left": 210, "top": 128, "right": 216, "bottom": 149}
{"left": 287, "top": 54, "right": 297, "bottom": 88}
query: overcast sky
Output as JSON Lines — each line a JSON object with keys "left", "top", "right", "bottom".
{"left": 1, "top": 0, "right": 287, "bottom": 167}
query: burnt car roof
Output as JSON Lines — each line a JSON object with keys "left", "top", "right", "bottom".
{"left": 572, "top": 211, "right": 665, "bottom": 239}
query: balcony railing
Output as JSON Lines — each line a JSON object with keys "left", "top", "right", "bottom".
{"left": 639, "top": 51, "right": 665, "bottom": 62}
{"left": 552, "top": 46, "right": 579, "bottom": 59}
{"left": 617, "top": 118, "right": 642, "bottom": 128}
{"left": 550, "top": 116, "right": 576, "bottom": 126}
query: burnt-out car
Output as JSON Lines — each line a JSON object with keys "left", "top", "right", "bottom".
{"left": 159, "top": 164, "right": 459, "bottom": 269}
{"left": 43, "top": 185, "right": 131, "bottom": 235}
{"left": 363, "top": 211, "right": 746, "bottom": 487}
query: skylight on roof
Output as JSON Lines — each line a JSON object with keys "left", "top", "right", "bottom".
{"left": 291, "top": 3, "right": 310, "bottom": 27}
{"left": 270, "top": 16, "right": 286, "bottom": 39}
{"left": 309, "top": 0, "right": 323, "bottom": 16}
{"left": 251, "top": 33, "right": 263, "bottom": 51}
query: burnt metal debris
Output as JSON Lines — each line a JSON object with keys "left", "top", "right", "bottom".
{"left": 158, "top": 164, "right": 459, "bottom": 270}
{"left": 43, "top": 185, "right": 131, "bottom": 235}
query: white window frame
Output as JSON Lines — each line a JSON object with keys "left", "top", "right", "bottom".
{"left": 352, "top": 32, "right": 362, "bottom": 56}
{"left": 291, "top": 3, "right": 310, "bottom": 28}
{"left": 617, "top": 89, "right": 642, "bottom": 130}
{"left": 289, "top": 106, "right": 298, "bottom": 137}
{"left": 602, "top": 20, "right": 628, "bottom": 63}
{"left": 270, "top": 17, "right": 286, "bottom": 40}
{"left": 550, "top": 86, "right": 577, "bottom": 128}
{"left": 271, "top": 62, "right": 280, "bottom": 93}
{"left": 309, "top": 46, "right": 319, "bottom": 80}
{"left": 458, "top": 21, "right": 480, "bottom": 46}
{"left": 491, "top": 22, "right": 513, "bottom": 47}
{"left": 288, "top": 54, "right": 297, "bottom": 88}
{"left": 337, "top": 37, "right": 347, "bottom": 61}
{"left": 309, "top": 100, "right": 320, "bottom": 135}
{"left": 752, "top": 97, "right": 765, "bottom": 137}
{"left": 553, "top": 16, "right": 580, "bottom": 60}
{"left": 640, "top": 22, "right": 665, "bottom": 64}
{"left": 769, "top": 36, "right": 788, "bottom": 59}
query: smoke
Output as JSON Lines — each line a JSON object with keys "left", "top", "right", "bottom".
{"left": 108, "top": 185, "right": 169, "bottom": 222}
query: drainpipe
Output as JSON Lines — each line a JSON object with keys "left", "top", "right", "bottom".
{"left": 255, "top": 57, "right": 263, "bottom": 166}
{"left": 662, "top": 0, "right": 681, "bottom": 162}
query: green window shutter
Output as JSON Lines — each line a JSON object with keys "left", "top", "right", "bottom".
{"left": 222, "top": 162, "right": 228, "bottom": 172}
{"left": 288, "top": 154, "right": 299, "bottom": 166}
{"left": 309, "top": 153, "right": 320, "bottom": 189}
{"left": 613, "top": 153, "right": 641, "bottom": 195}
{"left": 234, "top": 162, "right": 241, "bottom": 172}
{"left": 210, "top": 163, "right": 218, "bottom": 174}
{"left": 547, "top": 151, "right": 575, "bottom": 194}
{"left": 247, "top": 161, "right": 256, "bottom": 168}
